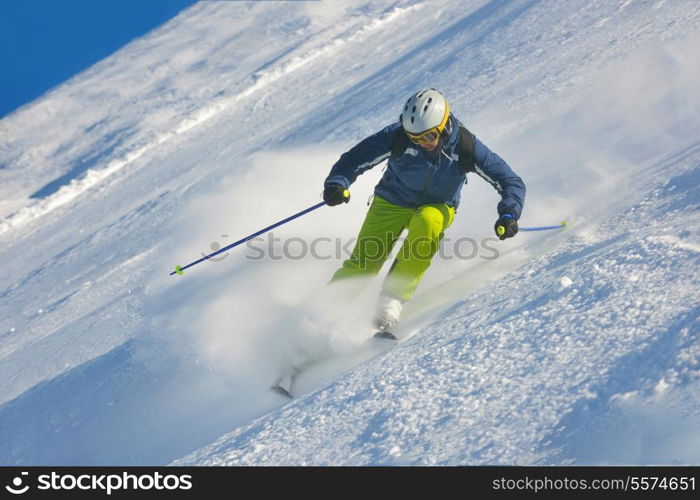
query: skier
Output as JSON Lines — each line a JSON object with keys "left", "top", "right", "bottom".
{"left": 323, "top": 88, "right": 525, "bottom": 332}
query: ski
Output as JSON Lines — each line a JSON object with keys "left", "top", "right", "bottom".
{"left": 373, "top": 330, "right": 398, "bottom": 341}
{"left": 271, "top": 368, "right": 301, "bottom": 399}
{"left": 270, "top": 383, "right": 294, "bottom": 399}
{"left": 270, "top": 331, "right": 399, "bottom": 399}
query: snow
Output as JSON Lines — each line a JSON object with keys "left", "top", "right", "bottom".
{"left": 1, "top": 0, "right": 699, "bottom": 465}
{"left": 559, "top": 276, "right": 573, "bottom": 288}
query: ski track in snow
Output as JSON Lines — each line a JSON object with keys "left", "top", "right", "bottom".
{"left": 0, "top": 2, "right": 421, "bottom": 236}
{"left": 0, "top": 0, "right": 699, "bottom": 465}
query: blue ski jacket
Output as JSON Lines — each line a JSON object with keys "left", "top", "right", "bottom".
{"left": 324, "top": 115, "right": 526, "bottom": 218}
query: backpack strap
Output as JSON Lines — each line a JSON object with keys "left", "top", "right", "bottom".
{"left": 390, "top": 124, "right": 475, "bottom": 175}
{"left": 456, "top": 125, "right": 475, "bottom": 174}
{"left": 390, "top": 125, "right": 411, "bottom": 157}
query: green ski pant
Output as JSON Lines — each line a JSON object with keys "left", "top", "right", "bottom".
{"left": 330, "top": 195, "right": 455, "bottom": 301}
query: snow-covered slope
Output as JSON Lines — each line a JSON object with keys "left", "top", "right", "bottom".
{"left": 1, "top": 0, "right": 698, "bottom": 465}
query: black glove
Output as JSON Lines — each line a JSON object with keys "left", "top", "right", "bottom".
{"left": 494, "top": 214, "right": 518, "bottom": 240}
{"left": 323, "top": 184, "right": 350, "bottom": 206}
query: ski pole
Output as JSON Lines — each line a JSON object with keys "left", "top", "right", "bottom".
{"left": 170, "top": 201, "right": 326, "bottom": 276}
{"left": 519, "top": 221, "right": 567, "bottom": 232}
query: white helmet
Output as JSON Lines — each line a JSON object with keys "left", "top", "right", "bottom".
{"left": 400, "top": 88, "right": 451, "bottom": 135}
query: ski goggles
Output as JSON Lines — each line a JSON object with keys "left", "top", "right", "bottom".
{"left": 405, "top": 128, "right": 441, "bottom": 144}
{"left": 404, "top": 104, "right": 450, "bottom": 145}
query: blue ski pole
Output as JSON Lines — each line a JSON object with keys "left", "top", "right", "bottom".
{"left": 171, "top": 201, "right": 326, "bottom": 276}
{"left": 519, "top": 221, "right": 567, "bottom": 232}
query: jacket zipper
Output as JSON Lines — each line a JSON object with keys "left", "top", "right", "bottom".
{"left": 416, "top": 145, "right": 446, "bottom": 205}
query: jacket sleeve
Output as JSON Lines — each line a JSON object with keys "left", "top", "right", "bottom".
{"left": 472, "top": 135, "right": 526, "bottom": 219}
{"left": 324, "top": 123, "right": 400, "bottom": 189}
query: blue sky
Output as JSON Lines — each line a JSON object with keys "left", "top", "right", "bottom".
{"left": 0, "top": 0, "right": 197, "bottom": 118}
